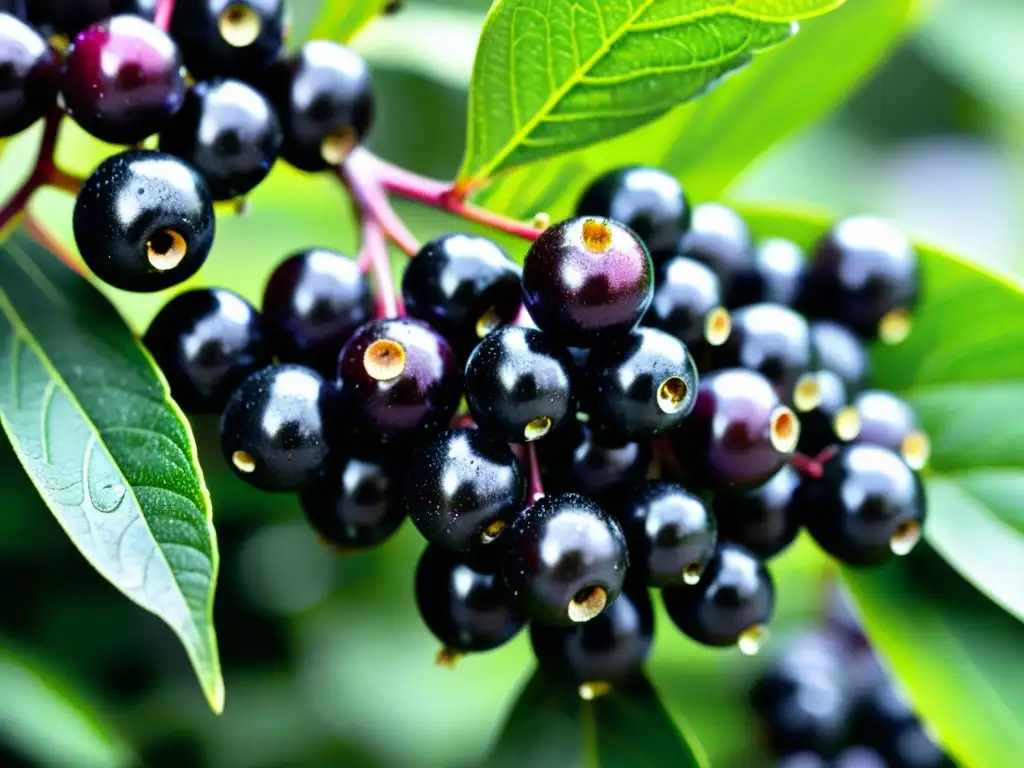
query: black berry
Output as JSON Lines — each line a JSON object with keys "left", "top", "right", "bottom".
{"left": 793, "top": 370, "right": 860, "bottom": 456}
{"left": 810, "top": 319, "right": 871, "bottom": 393}
{"left": 0, "top": 13, "right": 59, "bottom": 137}
{"left": 853, "top": 390, "right": 930, "bottom": 470}
{"left": 726, "top": 237, "right": 805, "bottom": 309}
{"left": 73, "top": 149, "right": 215, "bottom": 292}
{"left": 172, "top": 0, "right": 285, "bottom": 80}
{"left": 522, "top": 216, "right": 654, "bottom": 348}
{"left": 646, "top": 255, "right": 725, "bottom": 351}
{"left": 539, "top": 421, "right": 651, "bottom": 501}
{"left": 502, "top": 492, "right": 628, "bottom": 626}
{"left": 679, "top": 202, "right": 753, "bottom": 288}
{"left": 712, "top": 464, "right": 801, "bottom": 560}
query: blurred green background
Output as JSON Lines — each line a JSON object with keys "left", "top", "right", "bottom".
{"left": 0, "top": 0, "right": 1021, "bottom": 766}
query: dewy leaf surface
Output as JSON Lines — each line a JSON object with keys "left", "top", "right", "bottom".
{"left": 458, "top": 0, "right": 845, "bottom": 185}
{"left": 0, "top": 231, "right": 223, "bottom": 713}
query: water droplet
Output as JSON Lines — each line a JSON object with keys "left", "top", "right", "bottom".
{"left": 890, "top": 520, "right": 922, "bottom": 556}
{"left": 682, "top": 562, "right": 702, "bottom": 585}
{"left": 93, "top": 482, "right": 127, "bottom": 513}
{"left": 737, "top": 624, "right": 769, "bottom": 656}
{"left": 578, "top": 681, "right": 612, "bottom": 700}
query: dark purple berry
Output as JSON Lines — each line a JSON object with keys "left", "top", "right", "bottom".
{"left": 793, "top": 370, "right": 860, "bottom": 456}
{"left": 522, "top": 216, "right": 654, "bottom": 348}
{"left": 61, "top": 15, "right": 185, "bottom": 145}
{"left": 502, "top": 492, "right": 628, "bottom": 626}
{"left": 679, "top": 203, "right": 753, "bottom": 288}
{"left": 29, "top": 1, "right": 155, "bottom": 36}
{"left": 171, "top": 0, "right": 285, "bottom": 80}
{"left": 143, "top": 288, "right": 270, "bottom": 414}
{"left": 539, "top": 421, "right": 651, "bottom": 502}
{"left": 646, "top": 255, "right": 725, "bottom": 351}
{"left": 853, "top": 390, "right": 930, "bottom": 470}
{"left": 712, "top": 465, "right": 801, "bottom": 560}
{"left": 727, "top": 237, "right": 805, "bottom": 309}
{"left": 810, "top": 320, "right": 871, "bottom": 393}
{"left": 0, "top": 13, "right": 59, "bottom": 137}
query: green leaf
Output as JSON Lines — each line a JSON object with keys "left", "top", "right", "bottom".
{"left": 309, "top": 0, "right": 390, "bottom": 43}
{"left": 457, "top": 0, "right": 845, "bottom": 187}
{"left": 0, "top": 231, "right": 223, "bottom": 713}
{"left": 843, "top": 546, "right": 1024, "bottom": 766}
{"left": 481, "top": 671, "right": 706, "bottom": 768}
{"left": 0, "top": 645, "right": 134, "bottom": 768}
{"left": 738, "top": 203, "right": 1024, "bottom": 626}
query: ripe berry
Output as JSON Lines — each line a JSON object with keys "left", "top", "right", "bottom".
{"left": 672, "top": 368, "right": 800, "bottom": 491}
{"left": 464, "top": 325, "right": 574, "bottom": 443}
{"left": 160, "top": 78, "right": 282, "bottom": 201}
{"left": 522, "top": 216, "right": 654, "bottom": 348}
{"left": 835, "top": 747, "right": 888, "bottom": 768}
{"left": 539, "top": 422, "right": 651, "bottom": 501}
{"left": 143, "top": 288, "right": 270, "bottom": 414}
{"left": 0, "top": 13, "right": 59, "bottom": 137}
{"left": 300, "top": 453, "right": 406, "bottom": 550}
{"left": 261, "top": 40, "right": 373, "bottom": 172}
{"left": 575, "top": 166, "right": 691, "bottom": 260}
{"left": 612, "top": 481, "right": 717, "bottom": 588}
{"left": 401, "top": 233, "right": 521, "bottom": 357}
{"left": 793, "top": 370, "right": 860, "bottom": 456}
{"left": 777, "top": 754, "right": 828, "bottom": 768}
{"left": 796, "top": 444, "right": 926, "bottom": 566}
{"left": 171, "top": 0, "right": 285, "bottom": 80}
{"left": 336, "top": 318, "right": 461, "bottom": 441}
{"left": 582, "top": 326, "right": 698, "bottom": 441}
{"left": 727, "top": 237, "right": 806, "bottom": 309}
{"left": 61, "top": 15, "right": 185, "bottom": 145}
{"left": 810, "top": 319, "right": 871, "bottom": 393}
{"left": 646, "top": 255, "right": 726, "bottom": 351}
{"left": 530, "top": 580, "right": 653, "bottom": 686}
{"left": 853, "top": 390, "right": 930, "bottom": 470}
{"left": 502, "top": 492, "right": 628, "bottom": 626}
{"left": 708, "top": 303, "right": 813, "bottom": 402}
{"left": 415, "top": 544, "right": 525, "bottom": 654}
{"left": 405, "top": 428, "right": 526, "bottom": 554}
{"left": 798, "top": 216, "right": 920, "bottom": 342}
{"left": 679, "top": 202, "right": 753, "bottom": 288}
{"left": 219, "top": 364, "right": 333, "bottom": 491}
{"left": 712, "top": 465, "right": 801, "bottom": 560}
{"left": 261, "top": 249, "right": 373, "bottom": 376}
{"left": 663, "top": 542, "right": 774, "bottom": 649}
{"left": 29, "top": 1, "right": 155, "bottom": 36}
{"left": 879, "top": 725, "right": 957, "bottom": 768}
{"left": 73, "top": 150, "right": 215, "bottom": 292}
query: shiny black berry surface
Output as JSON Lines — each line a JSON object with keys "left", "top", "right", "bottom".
{"left": 73, "top": 150, "right": 215, "bottom": 292}
{"left": 612, "top": 481, "right": 717, "bottom": 588}
{"left": 416, "top": 544, "right": 525, "bottom": 653}
{"left": 405, "top": 428, "right": 526, "bottom": 554}
{"left": 582, "top": 326, "right": 698, "bottom": 441}
{"left": 160, "top": 78, "right": 282, "bottom": 201}
{"left": 663, "top": 541, "right": 774, "bottom": 647}
{"left": 522, "top": 216, "right": 654, "bottom": 348}
{"left": 794, "top": 370, "right": 859, "bottom": 456}
{"left": 679, "top": 202, "right": 753, "bottom": 288}
{"left": 219, "top": 364, "right": 333, "bottom": 491}
{"left": 61, "top": 15, "right": 185, "bottom": 145}
{"left": 853, "top": 390, "right": 930, "bottom": 470}
{"left": 172, "top": 0, "right": 285, "bottom": 80}
{"left": 336, "top": 317, "right": 461, "bottom": 441}
{"left": 539, "top": 422, "right": 651, "bottom": 501}
{"left": 575, "top": 166, "right": 691, "bottom": 260}
{"left": 262, "top": 249, "right": 373, "bottom": 376}
{"left": 29, "top": 0, "right": 155, "bottom": 36}
{"left": 797, "top": 444, "right": 926, "bottom": 566}
{"left": 464, "top": 325, "right": 574, "bottom": 443}
{"left": 143, "top": 288, "right": 271, "bottom": 414}
{"left": 530, "top": 580, "right": 653, "bottom": 685}
{"left": 727, "top": 237, "right": 806, "bottom": 309}
{"left": 0, "top": 13, "right": 59, "bottom": 137}
{"left": 646, "top": 255, "right": 724, "bottom": 350}
{"left": 262, "top": 40, "right": 373, "bottom": 172}
{"left": 502, "top": 492, "right": 628, "bottom": 627}
{"left": 712, "top": 464, "right": 801, "bottom": 560}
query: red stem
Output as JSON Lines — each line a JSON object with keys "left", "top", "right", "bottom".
{"left": 154, "top": 0, "right": 176, "bottom": 30}
{"left": 359, "top": 217, "right": 404, "bottom": 319}
{"left": 0, "top": 110, "right": 73, "bottom": 232}
{"left": 527, "top": 443, "right": 545, "bottom": 504}
{"left": 338, "top": 148, "right": 421, "bottom": 256}
{"left": 23, "top": 213, "right": 84, "bottom": 274}
{"left": 790, "top": 452, "right": 824, "bottom": 480}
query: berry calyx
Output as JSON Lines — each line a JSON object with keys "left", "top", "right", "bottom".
{"left": 171, "top": 0, "right": 286, "bottom": 80}
{"left": 0, "top": 13, "right": 59, "bottom": 138}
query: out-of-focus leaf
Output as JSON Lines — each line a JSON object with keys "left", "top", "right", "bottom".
{"left": 309, "top": 0, "right": 391, "bottom": 44}
{"left": 0, "top": 231, "right": 223, "bottom": 712}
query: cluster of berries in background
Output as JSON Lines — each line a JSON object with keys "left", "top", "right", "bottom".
{"left": 0, "top": 0, "right": 932, "bottom": 709}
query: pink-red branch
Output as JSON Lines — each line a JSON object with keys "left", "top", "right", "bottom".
{"left": 358, "top": 217, "right": 404, "bottom": 319}
{"left": 339, "top": 148, "right": 421, "bottom": 256}
{"left": 527, "top": 443, "right": 545, "bottom": 504}
{"left": 154, "top": 0, "right": 176, "bottom": 30}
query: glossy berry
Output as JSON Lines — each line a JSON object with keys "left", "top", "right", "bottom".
{"left": 835, "top": 747, "right": 888, "bottom": 768}
{"left": 575, "top": 166, "right": 691, "bottom": 260}
{"left": 582, "top": 326, "right": 698, "bottom": 441}
{"left": 143, "top": 288, "right": 271, "bottom": 414}
{"left": 539, "top": 422, "right": 651, "bottom": 501}
{"left": 61, "top": 15, "right": 185, "bottom": 145}
{"left": 531, "top": 581, "right": 653, "bottom": 685}
{"left": 219, "top": 364, "right": 332, "bottom": 491}
{"left": 405, "top": 428, "right": 526, "bottom": 554}
{"left": 522, "top": 216, "right": 654, "bottom": 348}
{"left": 679, "top": 202, "right": 753, "bottom": 288}
{"left": 777, "top": 754, "right": 828, "bottom": 768}
{"left": 262, "top": 249, "right": 373, "bottom": 376}
{"left": 172, "top": 0, "right": 285, "bottom": 80}
{"left": 612, "top": 481, "right": 717, "bottom": 588}
{"left": 646, "top": 255, "right": 725, "bottom": 350}
{"left": 672, "top": 368, "right": 800, "bottom": 491}
{"left": 853, "top": 390, "right": 930, "bottom": 470}
{"left": 726, "top": 237, "right": 806, "bottom": 309}
{"left": 796, "top": 444, "right": 926, "bottom": 566}
{"left": 793, "top": 370, "right": 859, "bottom": 456}
{"left": 709, "top": 303, "right": 813, "bottom": 402}
{"left": 712, "top": 465, "right": 801, "bottom": 560}
{"left": 798, "top": 216, "right": 920, "bottom": 341}
{"left": 160, "top": 78, "right": 282, "bottom": 201}
{"left": 402, "top": 233, "right": 521, "bottom": 356}
{"left": 502, "top": 492, "right": 628, "bottom": 627}
{"left": 810, "top": 320, "right": 871, "bottom": 393}
{"left": 416, "top": 544, "right": 525, "bottom": 654}
{"left": 336, "top": 318, "right": 461, "bottom": 441}
{"left": 464, "top": 325, "right": 574, "bottom": 443}
{"left": 851, "top": 677, "right": 958, "bottom": 767}
{"left": 73, "top": 150, "right": 215, "bottom": 292}
{"left": 0, "top": 13, "right": 59, "bottom": 137}
{"left": 663, "top": 542, "right": 774, "bottom": 648}
{"left": 301, "top": 453, "right": 405, "bottom": 550}
{"left": 29, "top": 1, "right": 155, "bottom": 36}
{"left": 262, "top": 40, "right": 373, "bottom": 172}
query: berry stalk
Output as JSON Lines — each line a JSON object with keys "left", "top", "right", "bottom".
{"left": 153, "top": 0, "right": 176, "bottom": 31}
{"left": 338, "top": 148, "right": 421, "bottom": 256}
{"left": 790, "top": 452, "right": 825, "bottom": 480}
{"left": 0, "top": 111, "right": 76, "bottom": 233}
{"left": 527, "top": 443, "right": 545, "bottom": 504}
{"left": 359, "top": 216, "right": 404, "bottom": 318}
